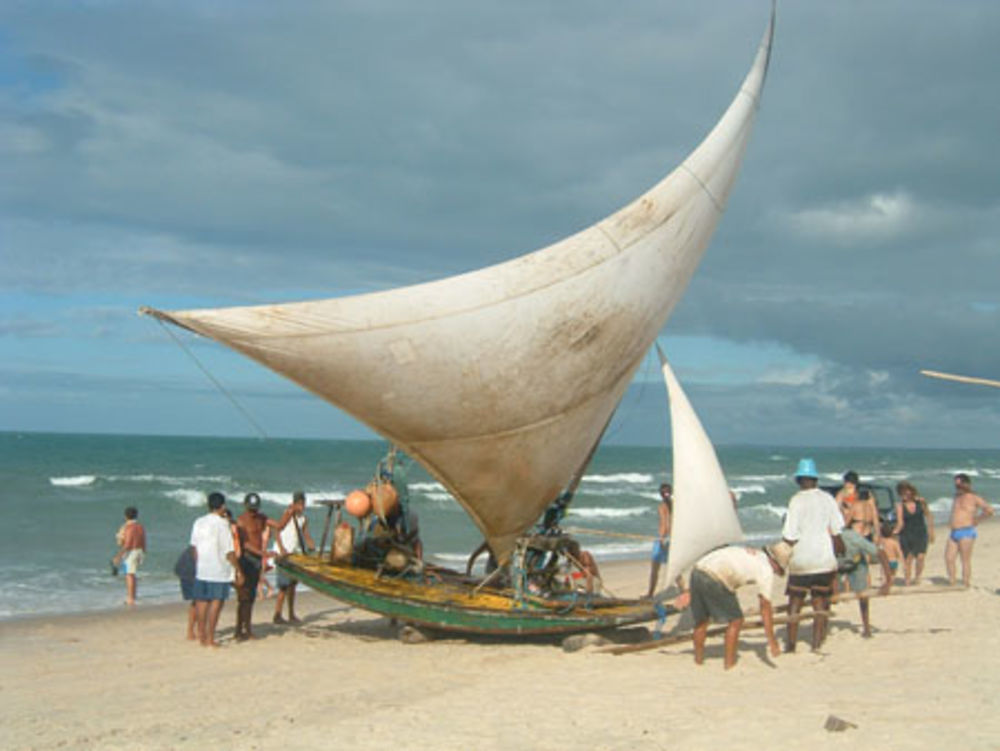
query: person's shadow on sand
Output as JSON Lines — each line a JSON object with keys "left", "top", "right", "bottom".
{"left": 746, "top": 640, "right": 779, "bottom": 669}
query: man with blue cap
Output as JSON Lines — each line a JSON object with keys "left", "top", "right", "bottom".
{"left": 781, "top": 458, "right": 844, "bottom": 652}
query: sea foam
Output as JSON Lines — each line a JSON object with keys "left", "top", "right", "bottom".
{"left": 165, "top": 489, "right": 209, "bottom": 507}
{"left": 582, "top": 473, "right": 654, "bottom": 485}
{"left": 730, "top": 484, "right": 766, "bottom": 496}
{"left": 568, "top": 506, "right": 650, "bottom": 519}
{"left": 49, "top": 475, "right": 97, "bottom": 487}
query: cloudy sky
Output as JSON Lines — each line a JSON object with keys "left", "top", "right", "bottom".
{"left": 2, "top": 1, "right": 999, "bottom": 447}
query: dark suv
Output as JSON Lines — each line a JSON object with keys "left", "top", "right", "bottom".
{"left": 821, "top": 483, "right": 898, "bottom": 527}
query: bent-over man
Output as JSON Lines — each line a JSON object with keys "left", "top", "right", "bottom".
{"left": 686, "top": 542, "right": 791, "bottom": 670}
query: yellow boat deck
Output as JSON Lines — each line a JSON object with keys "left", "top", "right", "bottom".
{"left": 286, "top": 554, "right": 652, "bottom": 619}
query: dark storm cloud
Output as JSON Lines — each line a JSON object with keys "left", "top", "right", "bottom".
{"left": 2, "top": 1, "right": 998, "bottom": 443}
{"left": 0, "top": 2, "right": 767, "bottom": 291}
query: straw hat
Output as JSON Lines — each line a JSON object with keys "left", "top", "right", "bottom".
{"left": 764, "top": 541, "right": 793, "bottom": 574}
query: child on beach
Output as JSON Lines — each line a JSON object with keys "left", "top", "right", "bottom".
{"left": 111, "top": 507, "right": 146, "bottom": 606}
{"left": 879, "top": 522, "right": 903, "bottom": 585}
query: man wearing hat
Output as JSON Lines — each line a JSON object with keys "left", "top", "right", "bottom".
{"left": 234, "top": 492, "right": 274, "bottom": 640}
{"left": 781, "top": 458, "right": 844, "bottom": 652}
{"left": 684, "top": 541, "right": 792, "bottom": 669}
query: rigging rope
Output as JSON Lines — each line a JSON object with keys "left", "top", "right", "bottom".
{"left": 600, "top": 345, "right": 661, "bottom": 444}
{"left": 154, "top": 319, "right": 269, "bottom": 440}
{"left": 562, "top": 525, "right": 659, "bottom": 542}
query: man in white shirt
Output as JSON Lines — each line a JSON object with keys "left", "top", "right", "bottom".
{"left": 190, "top": 492, "right": 242, "bottom": 647}
{"left": 685, "top": 542, "right": 791, "bottom": 670}
{"left": 781, "top": 458, "right": 844, "bottom": 652}
{"left": 273, "top": 491, "right": 314, "bottom": 625}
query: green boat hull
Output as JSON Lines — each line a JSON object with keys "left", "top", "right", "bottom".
{"left": 278, "top": 555, "right": 660, "bottom": 636}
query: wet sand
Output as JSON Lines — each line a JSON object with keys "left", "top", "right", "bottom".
{"left": 3, "top": 520, "right": 999, "bottom": 750}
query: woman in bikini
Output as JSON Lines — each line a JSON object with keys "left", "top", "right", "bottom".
{"left": 893, "top": 480, "right": 935, "bottom": 586}
{"left": 837, "top": 471, "right": 880, "bottom": 543}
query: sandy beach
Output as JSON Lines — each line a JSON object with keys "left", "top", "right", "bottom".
{"left": 3, "top": 521, "right": 999, "bottom": 751}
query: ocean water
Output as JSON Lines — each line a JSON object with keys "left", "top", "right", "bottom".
{"left": 2, "top": 431, "right": 998, "bottom": 620}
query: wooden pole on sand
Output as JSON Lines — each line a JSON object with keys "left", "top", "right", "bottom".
{"left": 601, "top": 585, "right": 963, "bottom": 656}
{"left": 602, "top": 612, "right": 824, "bottom": 655}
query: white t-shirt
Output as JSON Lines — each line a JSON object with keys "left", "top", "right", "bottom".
{"left": 695, "top": 546, "right": 775, "bottom": 603}
{"left": 278, "top": 511, "right": 307, "bottom": 554}
{"left": 782, "top": 488, "right": 844, "bottom": 575}
{"left": 190, "top": 513, "right": 234, "bottom": 583}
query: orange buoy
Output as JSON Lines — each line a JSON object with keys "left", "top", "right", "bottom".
{"left": 345, "top": 489, "right": 372, "bottom": 518}
{"left": 367, "top": 481, "right": 399, "bottom": 518}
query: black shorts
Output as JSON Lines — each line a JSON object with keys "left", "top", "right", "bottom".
{"left": 689, "top": 568, "right": 742, "bottom": 625}
{"left": 236, "top": 553, "right": 262, "bottom": 602}
{"left": 786, "top": 571, "right": 835, "bottom": 597}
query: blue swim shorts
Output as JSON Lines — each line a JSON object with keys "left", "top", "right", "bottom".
{"left": 950, "top": 526, "right": 978, "bottom": 542}
{"left": 179, "top": 577, "right": 195, "bottom": 601}
{"left": 192, "top": 579, "right": 231, "bottom": 602}
{"left": 651, "top": 538, "right": 669, "bottom": 564}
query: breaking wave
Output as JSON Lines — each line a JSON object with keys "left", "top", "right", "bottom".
{"left": 49, "top": 475, "right": 97, "bottom": 487}
{"left": 568, "top": 506, "right": 650, "bottom": 519}
{"left": 730, "top": 484, "right": 766, "bottom": 496}
{"left": 741, "top": 503, "right": 787, "bottom": 520}
{"left": 164, "top": 489, "right": 208, "bottom": 508}
{"left": 582, "top": 473, "right": 655, "bottom": 485}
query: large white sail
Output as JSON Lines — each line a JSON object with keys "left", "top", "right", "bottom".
{"left": 143, "top": 9, "right": 775, "bottom": 561}
{"left": 658, "top": 346, "right": 744, "bottom": 587}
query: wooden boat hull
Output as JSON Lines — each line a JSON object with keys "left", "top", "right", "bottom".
{"left": 278, "top": 554, "right": 659, "bottom": 636}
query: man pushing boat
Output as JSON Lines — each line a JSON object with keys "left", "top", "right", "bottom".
{"left": 782, "top": 458, "right": 844, "bottom": 652}
{"left": 682, "top": 542, "right": 792, "bottom": 669}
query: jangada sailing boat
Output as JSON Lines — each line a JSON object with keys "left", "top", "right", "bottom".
{"left": 142, "top": 8, "right": 775, "bottom": 635}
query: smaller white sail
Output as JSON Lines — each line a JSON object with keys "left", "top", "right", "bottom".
{"left": 657, "top": 345, "right": 743, "bottom": 588}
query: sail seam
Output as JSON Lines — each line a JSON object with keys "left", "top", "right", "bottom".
{"left": 595, "top": 224, "right": 624, "bottom": 255}
{"left": 679, "top": 164, "right": 723, "bottom": 214}
{"left": 738, "top": 85, "right": 762, "bottom": 111}
{"left": 170, "top": 221, "right": 676, "bottom": 340}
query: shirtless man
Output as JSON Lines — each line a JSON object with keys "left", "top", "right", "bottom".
{"left": 234, "top": 493, "right": 279, "bottom": 640}
{"left": 945, "top": 473, "right": 994, "bottom": 587}
{"left": 565, "top": 540, "right": 601, "bottom": 595}
{"left": 837, "top": 472, "right": 880, "bottom": 543}
{"left": 647, "top": 483, "right": 683, "bottom": 598}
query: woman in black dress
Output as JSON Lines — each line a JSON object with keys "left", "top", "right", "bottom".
{"left": 893, "top": 480, "right": 936, "bottom": 585}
